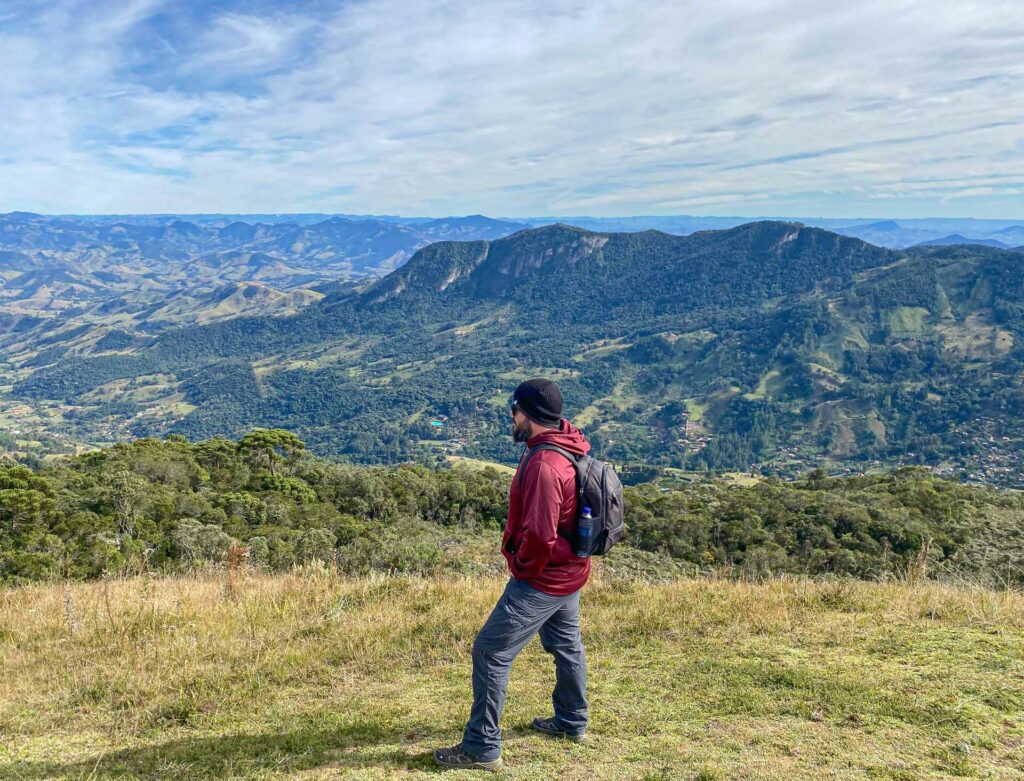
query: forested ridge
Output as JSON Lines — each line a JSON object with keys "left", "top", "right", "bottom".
{"left": 2, "top": 432, "right": 1021, "bottom": 586}
{"left": 8, "top": 221, "right": 1024, "bottom": 484}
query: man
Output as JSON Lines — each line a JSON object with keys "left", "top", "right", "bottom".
{"left": 435, "top": 378, "right": 591, "bottom": 771}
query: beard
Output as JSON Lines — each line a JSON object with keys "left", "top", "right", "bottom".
{"left": 512, "top": 417, "right": 532, "bottom": 443}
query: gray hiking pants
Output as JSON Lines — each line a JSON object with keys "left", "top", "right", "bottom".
{"left": 461, "top": 577, "right": 588, "bottom": 761}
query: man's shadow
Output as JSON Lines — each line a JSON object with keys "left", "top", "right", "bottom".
{"left": 2, "top": 720, "right": 447, "bottom": 780}
{"left": 3, "top": 722, "right": 542, "bottom": 779}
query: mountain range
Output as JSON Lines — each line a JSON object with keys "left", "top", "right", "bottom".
{"left": 6, "top": 217, "right": 1024, "bottom": 486}
{"left": 914, "top": 234, "right": 1015, "bottom": 249}
{"left": 0, "top": 212, "right": 528, "bottom": 368}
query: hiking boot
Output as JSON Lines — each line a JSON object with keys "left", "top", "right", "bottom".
{"left": 433, "top": 743, "right": 503, "bottom": 771}
{"left": 531, "top": 716, "right": 586, "bottom": 743}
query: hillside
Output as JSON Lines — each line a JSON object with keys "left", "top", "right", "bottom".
{"left": 0, "top": 212, "right": 528, "bottom": 413}
{"left": 7, "top": 221, "right": 1024, "bottom": 482}
{"left": 1, "top": 573, "right": 1021, "bottom": 780}
{"left": 7, "top": 220, "right": 1024, "bottom": 482}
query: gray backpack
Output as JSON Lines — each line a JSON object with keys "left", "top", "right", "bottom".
{"left": 519, "top": 444, "right": 625, "bottom": 556}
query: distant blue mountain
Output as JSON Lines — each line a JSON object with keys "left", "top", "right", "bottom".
{"left": 993, "top": 225, "right": 1024, "bottom": 246}
{"left": 0, "top": 212, "right": 529, "bottom": 272}
{"left": 914, "top": 234, "right": 1011, "bottom": 249}
{"left": 409, "top": 215, "right": 530, "bottom": 240}
{"left": 6, "top": 211, "right": 1023, "bottom": 251}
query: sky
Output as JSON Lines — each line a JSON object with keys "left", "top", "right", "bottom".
{"left": 1, "top": 0, "right": 1022, "bottom": 218}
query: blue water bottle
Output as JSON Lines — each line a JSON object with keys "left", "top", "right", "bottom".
{"left": 576, "top": 505, "right": 594, "bottom": 558}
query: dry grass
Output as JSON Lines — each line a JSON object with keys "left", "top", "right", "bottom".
{"left": 1, "top": 572, "right": 1022, "bottom": 779}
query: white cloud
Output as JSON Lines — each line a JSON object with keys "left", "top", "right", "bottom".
{"left": 0, "top": 0, "right": 1022, "bottom": 217}
{"left": 180, "top": 12, "right": 314, "bottom": 79}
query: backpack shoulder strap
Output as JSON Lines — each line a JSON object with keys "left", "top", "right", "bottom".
{"left": 517, "top": 444, "right": 578, "bottom": 490}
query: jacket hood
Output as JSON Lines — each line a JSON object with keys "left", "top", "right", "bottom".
{"left": 526, "top": 419, "right": 591, "bottom": 456}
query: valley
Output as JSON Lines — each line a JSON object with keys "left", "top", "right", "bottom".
{"left": 4, "top": 215, "right": 1024, "bottom": 486}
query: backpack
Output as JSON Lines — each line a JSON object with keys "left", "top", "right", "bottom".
{"left": 519, "top": 444, "right": 625, "bottom": 556}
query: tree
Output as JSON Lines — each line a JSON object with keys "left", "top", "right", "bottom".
{"left": 173, "top": 518, "right": 234, "bottom": 565}
{"left": 237, "top": 429, "right": 305, "bottom": 476}
{"left": 104, "top": 469, "right": 148, "bottom": 546}
{"left": 297, "top": 528, "right": 336, "bottom": 563}
{"left": 0, "top": 488, "right": 54, "bottom": 536}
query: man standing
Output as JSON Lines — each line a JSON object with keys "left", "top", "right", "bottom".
{"left": 435, "top": 378, "right": 591, "bottom": 771}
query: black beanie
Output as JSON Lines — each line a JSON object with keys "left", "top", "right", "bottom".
{"left": 513, "top": 378, "right": 563, "bottom": 427}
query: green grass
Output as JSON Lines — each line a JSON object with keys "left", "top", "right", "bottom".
{"left": 446, "top": 456, "right": 516, "bottom": 475}
{"left": 571, "top": 337, "right": 633, "bottom": 362}
{"left": 0, "top": 573, "right": 1021, "bottom": 780}
{"left": 718, "top": 472, "right": 763, "bottom": 486}
{"left": 745, "top": 368, "right": 784, "bottom": 400}
{"left": 497, "top": 366, "right": 580, "bottom": 382}
{"left": 575, "top": 377, "right": 640, "bottom": 428}
{"left": 251, "top": 339, "right": 380, "bottom": 378}
{"left": 684, "top": 398, "right": 706, "bottom": 423}
{"left": 80, "top": 373, "right": 178, "bottom": 404}
{"left": 935, "top": 315, "right": 1014, "bottom": 360}
{"left": 434, "top": 306, "right": 513, "bottom": 339}
{"left": 883, "top": 307, "right": 930, "bottom": 336}
{"left": 406, "top": 405, "right": 430, "bottom": 424}
{"left": 818, "top": 320, "right": 869, "bottom": 366}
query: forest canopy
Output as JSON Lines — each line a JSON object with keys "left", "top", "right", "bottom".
{"left": 1, "top": 432, "right": 1021, "bottom": 586}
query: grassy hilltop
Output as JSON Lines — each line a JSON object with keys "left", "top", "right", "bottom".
{"left": 1, "top": 572, "right": 1022, "bottom": 780}
{"left": 3, "top": 432, "right": 1023, "bottom": 778}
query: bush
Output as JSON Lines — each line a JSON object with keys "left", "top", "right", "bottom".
{"left": 173, "top": 518, "right": 235, "bottom": 566}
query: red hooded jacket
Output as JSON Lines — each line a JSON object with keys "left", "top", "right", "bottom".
{"left": 502, "top": 419, "right": 591, "bottom": 596}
